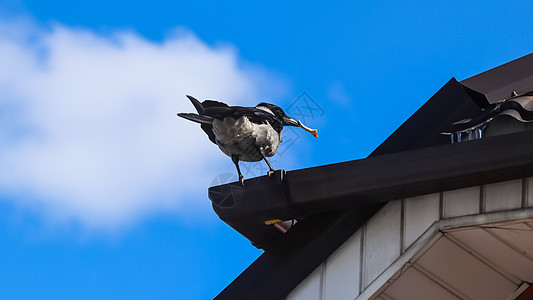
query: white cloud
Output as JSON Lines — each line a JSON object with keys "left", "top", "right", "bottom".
{"left": 0, "top": 18, "right": 283, "bottom": 231}
{"left": 327, "top": 81, "right": 352, "bottom": 106}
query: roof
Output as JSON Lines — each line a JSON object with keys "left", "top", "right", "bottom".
{"left": 460, "top": 52, "right": 533, "bottom": 106}
{"left": 211, "top": 53, "right": 533, "bottom": 300}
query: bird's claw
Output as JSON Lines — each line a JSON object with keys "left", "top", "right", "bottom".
{"left": 239, "top": 175, "right": 245, "bottom": 186}
{"left": 267, "top": 170, "right": 275, "bottom": 177}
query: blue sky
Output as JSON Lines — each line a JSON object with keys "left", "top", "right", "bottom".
{"left": 0, "top": 1, "right": 533, "bottom": 299}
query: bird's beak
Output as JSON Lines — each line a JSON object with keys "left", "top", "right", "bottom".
{"left": 284, "top": 116, "right": 318, "bottom": 138}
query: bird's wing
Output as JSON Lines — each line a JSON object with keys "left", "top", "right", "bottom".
{"left": 200, "top": 124, "right": 217, "bottom": 144}
{"left": 203, "top": 106, "right": 275, "bottom": 121}
{"left": 203, "top": 106, "right": 284, "bottom": 132}
{"left": 246, "top": 109, "right": 283, "bottom": 132}
{"left": 202, "top": 100, "right": 229, "bottom": 108}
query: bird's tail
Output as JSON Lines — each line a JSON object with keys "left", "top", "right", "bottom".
{"left": 186, "top": 95, "right": 205, "bottom": 114}
{"left": 177, "top": 113, "right": 213, "bottom": 124}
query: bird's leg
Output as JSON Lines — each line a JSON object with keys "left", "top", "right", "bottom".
{"left": 232, "top": 156, "right": 245, "bottom": 185}
{"left": 257, "top": 149, "right": 276, "bottom": 176}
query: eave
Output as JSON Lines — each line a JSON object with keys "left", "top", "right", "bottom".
{"left": 213, "top": 130, "right": 533, "bottom": 300}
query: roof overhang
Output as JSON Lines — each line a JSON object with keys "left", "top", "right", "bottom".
{"left": 210, "top": 130, "right": 533, "bottom": 249}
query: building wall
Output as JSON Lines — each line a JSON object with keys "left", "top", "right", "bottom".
{"left": 286, "top": 178, "right": 533, "bottom": 300}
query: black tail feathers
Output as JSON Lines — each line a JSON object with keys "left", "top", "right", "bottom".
{"left": 177, "top": 113, "right": 213, "bottom": 124}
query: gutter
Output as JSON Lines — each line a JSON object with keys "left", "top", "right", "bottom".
{"left": 210, "top": 130, "right": 533, "bottom": 248}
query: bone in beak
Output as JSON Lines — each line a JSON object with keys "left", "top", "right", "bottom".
{"left": 297, "top": 120, "right": 318, "bottom": 138}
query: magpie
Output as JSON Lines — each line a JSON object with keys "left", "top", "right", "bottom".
{"left": 178, "top": 95, "right": 318, "bottom": 184}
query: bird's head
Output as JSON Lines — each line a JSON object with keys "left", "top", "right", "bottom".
{"left": 256, "top": 102, "right": 318, "bottom": 138}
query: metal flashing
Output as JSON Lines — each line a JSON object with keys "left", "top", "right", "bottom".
{"left": 460, "top": 52, "right": 533, "bottom": 105}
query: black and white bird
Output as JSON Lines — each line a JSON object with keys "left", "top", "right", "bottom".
{"left": 178, "top": 95, "right": 318, "bottom": 184}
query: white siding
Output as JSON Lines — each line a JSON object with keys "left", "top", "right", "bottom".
{"left": 288, "top": 177, "right": 529, "bottom": 300}
{"left": 363, "top": 201, "right": 401, "bottom": 288}
{"left": 323, "top": 231, "right": 362, "bottom": 300}
{"left": 403, "top": 194, "right": 440, "bottom": 251}
{"left": 484, "top": 179, "right": 522, "bottom": 212}
{"left": 287, "top": 264, "right": 323, "bottom": 300}
{"left": 443, "top": 186, "right": 480, "bottom": 218}
{"left": 525, "top": 177, "right": 533, "bottom": 207}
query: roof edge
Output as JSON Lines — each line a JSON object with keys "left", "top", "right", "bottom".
{"left": 211, "top": 130, "right": 533, "bottom": 247}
